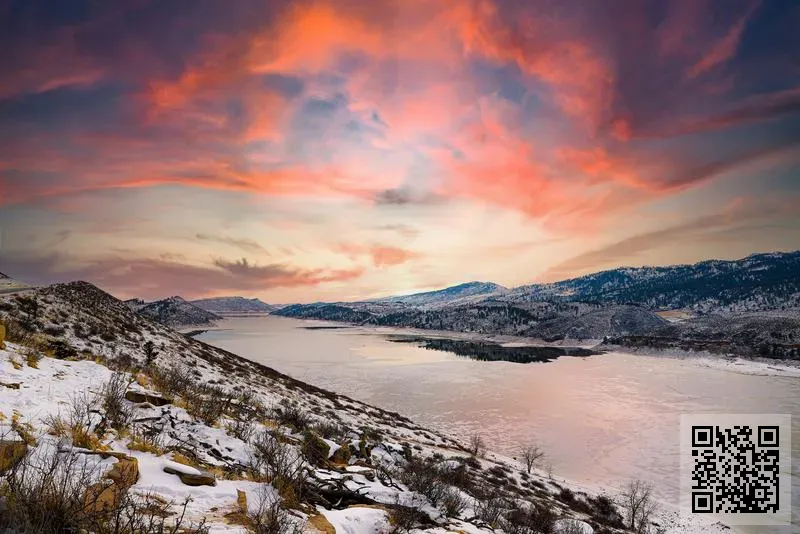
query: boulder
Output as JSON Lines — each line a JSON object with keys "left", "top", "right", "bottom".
{"left": 0, "top": 322, "right": 5, "bottom": 349}
{"left": 125, "top": 390, "right": 172, "bottom": 406}
{"left": 83, "top": 453, "right": 139, "bottom": 514}
{"left": 163, "top": 461, "right": 217, "bottom": 486}
{"left": 0, "top": 440, "right": 27, "bottom": 474}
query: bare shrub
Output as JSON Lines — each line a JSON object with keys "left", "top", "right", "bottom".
{"left": 468, "top": 433, "right": 486, "bottom": 458}
{"left": 46, "top": 391, "right": 104, "bottom": 450}
{"left": 314, "top": 420, "right": 350, "bottom": 442}
{"left": 620, "top": 480, "right": 658, "bottom": 534}
{"left": 271, "top": 401, "right": 309, "bottom": 432}
{"left": 99, "top": 371, "right": 133, "bottom": 432}
{"left": 248, "top": 487, "right": 304, "bottom": 534}
{"left": 441, "top": 487, "right": 468, "bottom": 517}
{"left": 226, "top": 418, "right": 255, "bottom": 442}
{"left": 399, "top": 457, "right": 450, "bottom": 506}
{"left": 150, "top": 365, "right": 193, "bottom": 398}
{"left": 473, "top": 493, "right": 507, "bottom": 528}
{"left": 248, "top": 430, "right": 306, "bottom": 505}
{"left": 184, "top": 383, "right": 232, "bottom": 426}
{"left": 520, "top": 443, "right": 545, "bottom": 474}
{"left": 499, "top": 503, "right": 556, "bottom": 534}
{"left": 388, "top": 494, "right": 428, "bottom": 533}
{"left": 586, "top": 494, "right": 623, "bottom": 528}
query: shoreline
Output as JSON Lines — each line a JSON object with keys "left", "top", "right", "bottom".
{"left": 265, "top": 315, "right": 800, "bottom": 378}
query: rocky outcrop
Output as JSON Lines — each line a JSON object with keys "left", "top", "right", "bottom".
{"left": 125, "top": 390, "right": 172, "bottom": 407}
{"left": 163, "top": 461, "right": 217, "bottom": 486}
{"left": 82, "top": 453, "right": 139, "bottom": 514}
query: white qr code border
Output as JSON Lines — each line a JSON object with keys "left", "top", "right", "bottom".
{"left": 680, "top": 413, "right": 791, "bottom": 527}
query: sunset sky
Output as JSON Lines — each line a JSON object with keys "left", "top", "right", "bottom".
{"left": 1, "top": 0, "right": 799, "bottom": 303}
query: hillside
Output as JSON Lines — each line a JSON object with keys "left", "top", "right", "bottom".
{"left": 191, "top": 296, "right": 276, "bottom": 315}
{"left": 276, "top": 300, "right": 666, "bottom": 342}
{"left": 126, "top": 296, "right": 221, "bottom": 328}
{"left": 371, "top": 281, "right": 508, "bottom": 309}
{"left": 0, "top": 281, "right": 723, "bottom": 534}
{"left": 505, "top": 252, "right": 800, "bottom": 313}
{"left": 603, "top": 312, "right": 800, "bottom": 360}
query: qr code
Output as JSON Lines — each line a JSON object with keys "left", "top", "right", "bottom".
{"left": 680, "top": 414, "right": 791, "bottom": 526}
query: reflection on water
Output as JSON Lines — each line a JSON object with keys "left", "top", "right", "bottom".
{"left": 198, "top": 316, "right": 799, "bottom": 532}
{"left": 386, "top": 335, "right": 600, "bottom": 363}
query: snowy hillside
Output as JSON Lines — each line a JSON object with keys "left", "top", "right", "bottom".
{"left": 370, "top": 282, "right": 508, "bottom": 309}
{"left": 126, "top": 296, "right": 222, "bottom": 328}
{"left": 0, "top": 282, "right": 727, "bottom": 533}
{"left": 191, "top": 296, "right": 277, "bottom": 315}
{"left": 505, "top": 251, "right": 800, "bottom": 313}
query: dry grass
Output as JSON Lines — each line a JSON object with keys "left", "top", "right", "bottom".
{"left": 127, "top": 429, "right": 165, "bottom": 456}
{"left": 11, "top": 412, "right": 37, "bottom": 446}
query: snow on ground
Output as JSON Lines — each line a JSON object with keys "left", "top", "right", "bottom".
{"left": 609, "top": 347, "right": 800, "bottom": 377}
{"left": 318, "top": 506, "right": 389, "bottom": 534}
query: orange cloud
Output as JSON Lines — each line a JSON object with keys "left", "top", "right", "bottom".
{"left": 334, "top": 243, "right": 420, "bottom": 268}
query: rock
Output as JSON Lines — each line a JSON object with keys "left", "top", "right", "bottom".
{"left": 0, "top": 382, "right": 20, "bottom": 389}
{"left": 0, "top": 440, "right": 28, "bottom": 474}
{"left": 83, "top": 453, "right": 139, "bottom": 514}
{"left": 163, "top": 462, "right": 217, "bottom": 486}
{"left": 106, "top": 455, "right": 139, "bottom": 487}
{"left": 0, "top": 322, "right": 5, "bottom": 349}
{"left": 125, "top": 390, "right": 172, "bottom": 406}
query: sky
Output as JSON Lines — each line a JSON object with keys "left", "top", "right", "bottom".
{"left": 1, "top": 0, "right": 799, "bottom": 303}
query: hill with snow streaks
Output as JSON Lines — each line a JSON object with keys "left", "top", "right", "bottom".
{"left": 125, "top": 296, "right": 221, "bottom": 328}
{"left": 370, "top": 281, "right": 508, "bottom": 309}
{"left": 504, "top": 251, "right": 800, "bottom": 313}
{"left": 0, "top": 281, "right": 728, "bottom": 533}
{"left": 191, "top": 296, "right": 277, "bottom": 315}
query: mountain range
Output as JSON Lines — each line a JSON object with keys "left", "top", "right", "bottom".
{"left": 275, "top": 252, "right": 800, "bottom": 359}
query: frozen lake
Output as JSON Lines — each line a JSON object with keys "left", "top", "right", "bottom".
{"left": 197, "top": 315, "right": 800, "bottom": 530}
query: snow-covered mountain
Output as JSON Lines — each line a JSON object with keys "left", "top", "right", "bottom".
{"left": 371, "top": 281, "right": 508, "bottom": 309}
{"left": 274, "top": 252, "right": 800, "bottom": 350}
{"left": 125, "top": 296, "right": 221, "bottom": 327}
{"left": 504, "top": 251, "right": 800, "bottom": 313}
{"left": 190, "top": 296, "right": 277, "bottom": 315}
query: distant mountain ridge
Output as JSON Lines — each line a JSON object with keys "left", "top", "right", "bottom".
{"left": 370, "top": 281, "right": 507, "bottom": 309}
{"left": 191, "top": 296, "right": 276, "bottom": 315}
{"left": 274, "top": 252, "right": 800, "bottom": 351}
{"left": 125, "top": 296, "right": 221, "bottom": 328}
{"left": 504, "top": 251, "right": 800, "bottom": 313}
